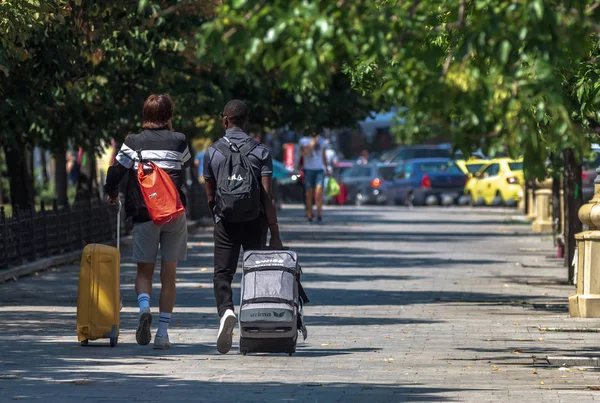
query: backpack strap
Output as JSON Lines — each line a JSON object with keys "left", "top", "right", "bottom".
{"left": 296, "top": 264, "right": 310, "bottom": 304}
{"left": 213, "top": 138, "right": 234, "bottom": 157}
{"left": 298, "top": 281, "right": 310, "bottom": 305}
{"left": 239, "top": 138, "right": 260, "bottom": 156}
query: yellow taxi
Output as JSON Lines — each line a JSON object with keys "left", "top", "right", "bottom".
{"left": 455, "top": 158, "right": 487, "bottom": 177}
{"left": 465, "top": 158, "right": 524, "bottom": 206}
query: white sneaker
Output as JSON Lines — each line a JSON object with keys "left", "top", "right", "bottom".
{"left": 153, "top": 334, "right": 172, "bottom": 350}
{"left": 217, "top": 309, "right": 237, "bottom": 354}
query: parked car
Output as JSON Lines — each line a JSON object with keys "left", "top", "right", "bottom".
{"left": 377, "top": 145, "right": 452, "bottom": 164}
{"left": 465, "top": 158, "right": 524, "bottom": 207}
{"left": 381, "top": 158, "right": 467, "bottom": 206}
{"left": 339, "top": 163, "right": 397, "bottom": 205}
{"left": 582, "top": 145, "right": 600, "bottom": 202}
{"left": 455, "top": 158, "right": 487, "bottom": 177}
{"left": 272, "top": 160, "right": 303, "bottom": 205}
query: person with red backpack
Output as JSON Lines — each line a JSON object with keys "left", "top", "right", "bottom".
{"left": 204, "top": 99, "right": 283, "bottom": 354}
{"left": 104, "top": 94, "right": 192, "bottom": 350}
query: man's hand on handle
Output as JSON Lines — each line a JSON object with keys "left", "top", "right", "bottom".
{"left": 268, "top": 223, "right": 284, "bottom": 250}
{"left": 269, "top": 235, "right": 284, "bottom": 250}
{"left": 107, "top": 195, "right": 120, "bottom": 205}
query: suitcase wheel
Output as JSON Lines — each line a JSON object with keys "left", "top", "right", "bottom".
{"left": 81, "top": 340, "right": 89, "bottom": 347}
{"left": 110, "top": 337, "right": 118, "bottom": 348}
{"left": 241, "top": 350, "right": 248, "bottom": 356}
{"left": 288, "top": 352, "right": 293, "bottom": 356}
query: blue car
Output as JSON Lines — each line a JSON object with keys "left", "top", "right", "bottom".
{"left": 381, "top": 158, "right": 467, "bottom": 206}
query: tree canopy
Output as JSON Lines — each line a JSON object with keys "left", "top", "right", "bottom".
{"left": 0, "top": 0, "right": 379, "bottom": 206}
{"left": 200, "top": 0, "right": 600, "bottom": 177}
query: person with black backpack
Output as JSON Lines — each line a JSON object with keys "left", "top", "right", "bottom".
{"left": 203, "top": 99, "right": 283, "bottom": 354}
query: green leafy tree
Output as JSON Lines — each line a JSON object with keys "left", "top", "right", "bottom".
{"left": 200, "top": 0, "right": 600, "bottom": 174}
{"left": 1, "top": 1, "right": 224, "bottom": 205}
{"left": 200, "top": 0, "right": 600, "bottom": 280}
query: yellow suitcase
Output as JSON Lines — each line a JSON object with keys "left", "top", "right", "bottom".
{"left": 76, "top": 202, "right": 122, "bottom": 347}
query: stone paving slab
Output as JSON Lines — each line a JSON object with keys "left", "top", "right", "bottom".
{"left": 1, "top": 205, "right": 599, "bottom": 402}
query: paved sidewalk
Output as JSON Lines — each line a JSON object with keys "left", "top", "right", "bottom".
{"left": 1, "top": 205, "right": 599, "bottom": 402}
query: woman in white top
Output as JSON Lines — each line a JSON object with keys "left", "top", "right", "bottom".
{"left": 299, "top": 135, "right": 329, "bottom": 223}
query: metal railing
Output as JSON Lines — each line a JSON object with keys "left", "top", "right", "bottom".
{"left": 0, "top": 183, "right": 209, "bottom": 270}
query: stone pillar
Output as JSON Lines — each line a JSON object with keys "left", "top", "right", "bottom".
{"left": 518, "top": 186, "right": 525, "bottom": 212}
{"left": 569, "top": 169, "right": 600, "bottom": 318}
{"left": 532, "top": 179, "right": 553, "bottom": 233}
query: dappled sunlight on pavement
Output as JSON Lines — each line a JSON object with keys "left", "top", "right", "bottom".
{"left": 0, "top": 205, "right": 597, "bottom": 402}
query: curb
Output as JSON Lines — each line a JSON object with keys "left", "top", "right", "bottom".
{"left": 0, "top": 217, "right": 213, "bottom": 284}
{"left": 544, "top": 356, "right": 600, "bottom": 367}
{"left": 507, "top": 216, "right": 530, "bottom": 224}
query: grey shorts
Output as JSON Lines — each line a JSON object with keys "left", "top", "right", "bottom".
{"left": 132, "top": 214, "right": 188, "bottom": 263}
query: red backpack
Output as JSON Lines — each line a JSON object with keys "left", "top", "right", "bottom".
{"left": 136, "top": 153, "right": 185, "bottom": 226}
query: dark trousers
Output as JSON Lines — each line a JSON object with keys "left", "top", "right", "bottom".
{"left": 213, "top": 215, "right": 268, "bottom": 317}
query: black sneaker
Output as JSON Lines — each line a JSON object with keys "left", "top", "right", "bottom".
{"left": 136, "top": 308, "right": 153, "bottom": 346}
{"left": 317, "top": 217, "right": 323, "bottom": 224}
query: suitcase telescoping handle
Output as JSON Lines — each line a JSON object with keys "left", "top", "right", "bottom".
{"left": 116, "top": 200, "right": 122, "bottom": 252}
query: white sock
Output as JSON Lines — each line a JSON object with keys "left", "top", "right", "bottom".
{"left": 137, "top": 293, "right": 150, "bottom": 312}
{"left": 157, "top": 312, "right": 172, "bottom": 338}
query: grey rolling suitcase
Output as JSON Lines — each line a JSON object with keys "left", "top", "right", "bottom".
{"left": 239, "top": 250, "right": 308, "bottom": 356}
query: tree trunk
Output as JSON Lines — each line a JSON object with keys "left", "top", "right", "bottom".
{"left": 4, "top": 142, "right": 35, "bottom": 209}
{"left": 564, "top": 148, "right": 583, "bottom": 284}
{"left": 89, "top": 147, "right": 98, "bottom": 197}
{"left": 524, "top": 179, "right": 531, "bottom": 215}
{"left": 75, "top": 143, "right": 99, "bottom": 202}
{"left": 54, "top": 147, "right": 68, "bottom": 206}
{"left": 40, "top": 149, "right": 49, "bottom": 187}
{"left": 0, "top": 149, "right": 5, "bottom": 205}
{"left": 552, "top": 176, "right": 562, "bottom": 243}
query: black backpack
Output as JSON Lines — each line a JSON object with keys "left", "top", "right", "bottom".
{"left": 214, "top": 137, "right": 261, "bottom": 222}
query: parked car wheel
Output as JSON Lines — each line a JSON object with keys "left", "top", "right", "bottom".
{"left": 492, "top": 191, "right": 504, "bottom": 206}
{"left": 354, "top": 192, "right": 365, "bottom": 206}
{"left": 468, "top": 192, "right": 476, "bottom": 207}
{"left": 440, "top": 194, "right": 455, "bottom": 206}
{"left": 425, "top": 195, "right": 439, "bottom": 206}
{"left": 458, "top": 195, "right": 471, "bottom": 206}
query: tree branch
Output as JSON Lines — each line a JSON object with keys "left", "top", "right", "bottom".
{"left": 398, "top": 0, "right": 421, "bottom": 47}
{"left": 441, "top": 0, "right": 466, "bottom": 79}
{"left": 585, "top": 3, "right": 600, "bottom": 14}
{"left": 148, "top": 1, "right": 219, "bottom": 27}
{"left": 243, "top": 0, "right": 267, "bottom": 21}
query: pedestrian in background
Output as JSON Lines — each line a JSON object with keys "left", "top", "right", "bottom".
{"left": 357, "top": 149, "right": 369, "bottom": 165}
{"left": 203, "top": 99, "right": 283, "bottom": 354}
{"left": 105, "top": 94, "right": 192, "bottom": 350}
{"left": 299, "top": 134, "right": 329, "bottom": 223}
{"left": 324, "top": 145, "right": 338, "bottom": 204}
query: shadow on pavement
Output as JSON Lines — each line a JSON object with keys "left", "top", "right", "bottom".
{"left": 283, "top": 230, "right": 539, "bottom": 244}
{"left": 1, "top": 311, "right": 442, "bottom": 337}
{"left": 0, "top": 336, "right": 476, "bottom": 401}
{"left": 0, "top": 377, "right": 471, "bottom": 402}
{"left": 449, "top": 345, "right": 600, "bottom": 366}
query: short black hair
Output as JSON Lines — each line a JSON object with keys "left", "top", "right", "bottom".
{"left": 223, "top": 99, "right": 249, "bottom": 126}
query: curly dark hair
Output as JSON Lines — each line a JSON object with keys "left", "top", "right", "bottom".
{"left": 223, "top": 99, "right": 249, "bottom": 126}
